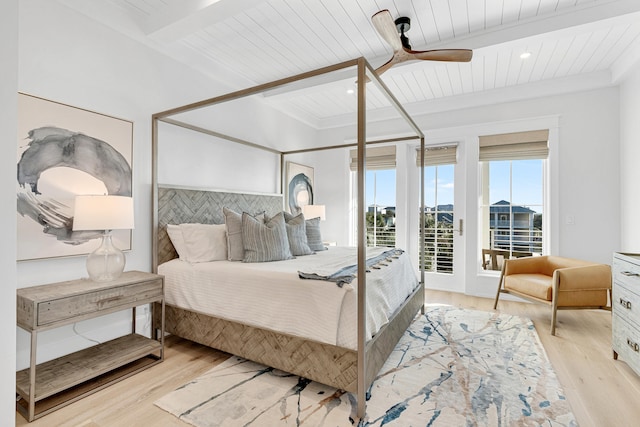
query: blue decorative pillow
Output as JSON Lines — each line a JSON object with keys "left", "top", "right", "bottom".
{"left": 242, "top": 211, "right": 293, "bottom": 262}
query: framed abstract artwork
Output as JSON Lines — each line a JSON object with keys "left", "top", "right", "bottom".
{"left": 286, "top": 161, "right": 314, "bottom": 215}
{"left": 16, "top": 93, "right": 133, "bottom": 261}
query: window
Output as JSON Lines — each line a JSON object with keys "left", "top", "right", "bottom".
{"left": 423, "top": 164, "right": 455, "bottom": 273}
{"left": 417, "top": 145, "right": 457, "bottom": 274}
{"left": 350, "top": 146, "right": 396, "bottom": 247}
{"left": 479, "top": 130, "right": 548, "bottom": 259}
{"left": 365, "top": 169, "right": 396, "bottom": 247}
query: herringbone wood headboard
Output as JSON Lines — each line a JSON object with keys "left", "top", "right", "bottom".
{"left": 156, "top": 186, "right": 283, "bottom": 266}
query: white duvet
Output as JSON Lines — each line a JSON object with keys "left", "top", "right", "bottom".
{"left": 158, "top": 246, "right": 419, "bottom": 350}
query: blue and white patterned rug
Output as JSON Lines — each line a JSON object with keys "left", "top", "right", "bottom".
{"left": 155, "top": 305, "right": 576, "bottom": 426}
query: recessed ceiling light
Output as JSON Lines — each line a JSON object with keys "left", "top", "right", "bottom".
{"left": 346, "top": 88, "right": 355, "bottom": 94}
{"left": 520, "top": 52, "right": 531, "bottom": 59}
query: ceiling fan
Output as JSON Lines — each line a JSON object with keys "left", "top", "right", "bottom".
{"left": 371, "top": 9, "right": 473, "bottom": 76}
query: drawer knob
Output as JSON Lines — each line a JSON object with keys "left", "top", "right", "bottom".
{"left": 621, "top": 271, "right": 640, "bottom": 277}
{"left": 627, "top": 338, "right": 640, "bottom": 352}
{"left": 619, "top": 298, "right": 632, "bottom": 310}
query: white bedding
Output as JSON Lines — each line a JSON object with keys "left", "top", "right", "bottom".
{"left": 158, "top": 246, "right": 419, "bottom": 350}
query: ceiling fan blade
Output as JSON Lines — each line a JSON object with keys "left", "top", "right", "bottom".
{"left": 407, "top": 48, "right": 473, "bottom": 62}
{"left": 373, "top": 56, "right": 398, "bottom": 77}
{"left": 372, "top": 9, "right": 403, "bottom": 52}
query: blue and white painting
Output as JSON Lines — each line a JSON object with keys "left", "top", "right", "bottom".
{"left": 286, "top": 161, "right": 314, "bottom": 215}
{"left": 16, "top": 93, "right": 133, "bottom": 261}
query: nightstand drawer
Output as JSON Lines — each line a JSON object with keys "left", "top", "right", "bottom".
{"left": 38, "top": 279, "right": 163, "bottom": 326}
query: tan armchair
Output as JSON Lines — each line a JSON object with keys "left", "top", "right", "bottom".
{"left": 493, "top": 255, "right": 611, "bottom": 335}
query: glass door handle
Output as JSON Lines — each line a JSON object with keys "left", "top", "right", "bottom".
{"left": 453, "top": 219, "right": 463, "bottom": 236}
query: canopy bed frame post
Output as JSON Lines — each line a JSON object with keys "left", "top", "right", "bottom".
{"left": 151, "top": 115, "right": 159, "bottom": 273}
{"left": 356, "top": 57, "right": 367, "bottom": 420}
{"left": 420, "top": 136, "right": 425, "bottom": 311}
{"left": 279, "top": 153, "right": 284, "bottom": 196}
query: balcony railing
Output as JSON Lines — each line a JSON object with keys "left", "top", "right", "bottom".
{"left": 490, "top": 220, "right": 531, "bottom": 228}
{"left": 490, "top": 229, "right": 543, "bottom": 254}
{"left": 420, "top": 226, "right": 454, "bottom": 273}
{"left": 366, "top": 226, "right": 396, "bottom": 247}
{"left": 366, "top": 224, "right": 542, "bottom": 275}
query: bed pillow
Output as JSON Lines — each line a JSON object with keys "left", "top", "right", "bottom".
{"left": 283, "top": 212, "right": 313, "bottom": 256}
{"left": 222, "top": 207, "right": 265, "bottom": 261}
{"left": 305, "top": 217, "right": 327, "bottom": 251}
{"left": 179, "top": 223, "right": 228, "bottom": 262}
{"left": 242, "top": 211, "right": 293, "bottom": 263}
{"left": 166, "top": 224, "right": 188, "bottom": 260}
{"left": 223, "top": 207, "right": 245, "bottom": 261}
{"left": 223, "top": 207, "right": 265, "bottom": 261}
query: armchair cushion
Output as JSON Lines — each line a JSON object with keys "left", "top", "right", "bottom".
{"left": 504, "top": 273, "right": 552, "bottom": 301}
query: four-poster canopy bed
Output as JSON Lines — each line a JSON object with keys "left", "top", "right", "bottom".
{"left": 151, "top": 57, "right": 426, "bottom": 419}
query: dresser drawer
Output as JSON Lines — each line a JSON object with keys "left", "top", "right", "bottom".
{"left": 612, "top": 280, "right": 640, "bottom": 328}
{"left": 613, "top": 256, "right": 640, "bottom": 289}
{"left": 37, "top": 279, "right": 163, "bottom": 326}
{"left": 613, "top": 313, "right": 640, "bottom": 374}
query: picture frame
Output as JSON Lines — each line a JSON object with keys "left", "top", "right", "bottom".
{"left": 286, "top": 161, "right": 314, "bottom": 215}
{"left": 16, "top": 93, "right": 133, "bottom": 261}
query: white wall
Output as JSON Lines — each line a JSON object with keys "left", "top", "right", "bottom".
{"left": 620, "top": 64, "right": 640, "bottom": 252}
{"left": 285, "top": 149, "right": 353, "bottom": 246}
{"left": 2, "top": 1, "right": 18, "bottom": 423}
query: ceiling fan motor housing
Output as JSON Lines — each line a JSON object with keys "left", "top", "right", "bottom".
{"left": 394, "top": 16, "right": 411, "bottom": 49}
{"left": 394, "top": 16, "right": 411, "bottom": 33}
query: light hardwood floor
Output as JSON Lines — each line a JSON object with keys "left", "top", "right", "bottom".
{"left": 15, "top": 290, "right": 640, "bottom": 426}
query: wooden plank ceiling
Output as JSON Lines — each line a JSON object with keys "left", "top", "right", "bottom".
{"left": 60, "top": 0, "right": 640, "bottom": 128}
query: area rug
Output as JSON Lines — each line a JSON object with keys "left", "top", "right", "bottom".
{"left": 155, "top": 305, "right": 577, "bottom": 426}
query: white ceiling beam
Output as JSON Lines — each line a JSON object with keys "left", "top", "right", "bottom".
{"left": 139, "top": 0, "right": 222, "bottom": 35}
{"left": 145, "top": 0, "right": 266, "bottom": 43}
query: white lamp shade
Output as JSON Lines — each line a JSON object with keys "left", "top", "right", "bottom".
{"left": 73, "top": 195, "right": 134, "bottom": 231}
{"left": 302, "top": 204, "right": 326, "bottom": 221}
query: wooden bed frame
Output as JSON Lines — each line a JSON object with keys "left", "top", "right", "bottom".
{"left": 152, "top": 58, "right": 426, "bottom": 418}
{"left": 152, "top": 186, "right": 424, "bottom": 393}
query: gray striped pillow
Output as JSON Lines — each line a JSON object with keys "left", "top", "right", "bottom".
{"left": 242, "top": 211, "right": 293, "bottom": 262}
{"left": 283, "top": 212, "right": 313, "bottom": 256}
{"left": 223, "top": 207, "right": 265, "bottom": 261}
{"left": 305, "top": 217, "right": 327, "bottom": 251}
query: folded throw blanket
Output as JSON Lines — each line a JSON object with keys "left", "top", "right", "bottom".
{"left": 298, "top": 248, "right": 404, "bottom": 287}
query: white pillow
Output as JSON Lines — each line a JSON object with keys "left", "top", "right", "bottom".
{"left": 166, "top": 224, "right": 188, "bottom": 260}
{"left": 179, "top": 223, "right": 228, "bottom": 262}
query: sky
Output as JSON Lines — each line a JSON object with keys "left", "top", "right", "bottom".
{"left": 366, "top": 159, "right": 544, "bottom": 213}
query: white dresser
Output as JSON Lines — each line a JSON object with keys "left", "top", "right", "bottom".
{"left": 612, "top": 252, "right": 640, "bottom": 375}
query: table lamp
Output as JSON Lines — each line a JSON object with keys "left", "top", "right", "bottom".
{"left": 302, "top": 204, "right": 326, "bottom": 220}
{"left": 73, "top": 195, "right": 134, "bottom": 282}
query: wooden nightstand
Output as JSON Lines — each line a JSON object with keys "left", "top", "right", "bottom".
{"left": 16, "top": 271, "right": 165, "bottom": 422}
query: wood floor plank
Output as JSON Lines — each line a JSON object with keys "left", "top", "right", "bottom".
{"left": 15, "top": 290, "right": 640, "bottom": 426}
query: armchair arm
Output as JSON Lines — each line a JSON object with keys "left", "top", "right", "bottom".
{"left": 554, "top": 264, "right": 612, "bottom": 291}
